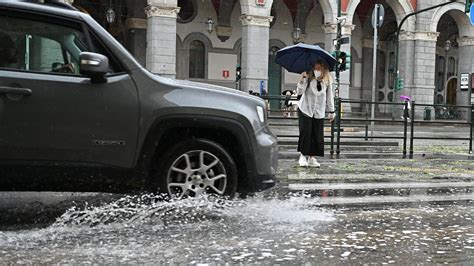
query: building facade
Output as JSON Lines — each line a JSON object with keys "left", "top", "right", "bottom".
{"left": 70, "top": 0, "right": 474, "bottom": 118}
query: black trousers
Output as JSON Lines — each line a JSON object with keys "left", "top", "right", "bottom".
{"left": 298, "top": 109, "right": 325, "bottom": 157}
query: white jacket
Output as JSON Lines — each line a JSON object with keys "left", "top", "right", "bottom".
{"left": 296, "top": 78, "right": 335, "bottom": 119}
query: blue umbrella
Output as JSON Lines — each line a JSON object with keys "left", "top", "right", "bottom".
{"left": 275, "top": 43, "right": 336, "bottom": 74}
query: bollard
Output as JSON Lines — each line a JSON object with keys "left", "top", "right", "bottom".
{"left": 336, "top": 98, "right": 342, "bottom": 159}
{"left": 409, "top": 101, "right": 416, "bottom": 159}
{"left": 365, "top": 100, "right": 369, "bottom": 141}
{"left": 423, "top": 107, "right": 432, "bottom": 121}
{"left": 470, "top": 105, "right": 473, "bottom": 154}
{"left": 403, "top": 101, "right": 408, "bottom": 158}
{"left": 330, "top": 97, "right": 336, "bottom": 158}
{"left": 330, "top": 119, "right": 335, "bottom": 158}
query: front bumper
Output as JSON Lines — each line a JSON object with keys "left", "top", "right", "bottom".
{"left": 247, "top": 174, "right": 277, "bottom": 192}
{"left": 246, "top": 125, "right": 278, "bottom": 192}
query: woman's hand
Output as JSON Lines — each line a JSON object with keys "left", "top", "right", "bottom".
{"left": 328, "top": 113, "right": 335, "bottom": 123}
{"left": 300, "top": 72, "right": 307, "bottom": 82}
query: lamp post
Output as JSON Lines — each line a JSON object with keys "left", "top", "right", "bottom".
{"left": 332, "top": 0, "right": 342, "bottom": 159}
{"left": 292, "top": 27, "right": 302, "bottom": 43}
{"left": 445, "top": 39, "right": 452, "bottom": 52}
{"left": 335, "top": 0, "right": 341, "bottom": 98}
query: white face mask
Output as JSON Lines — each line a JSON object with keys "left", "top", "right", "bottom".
{"left": 314, "top": 70, "right": 322, "bottom": 79}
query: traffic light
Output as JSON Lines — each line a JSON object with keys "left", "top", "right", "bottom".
{"left": 344, "top": 52, "right": 351, "bottom": 71}
{"left": 236, "top": 64, "right": 241, "bottom": 82}
{"left": 396, "top": 78, "right": 404, "bottom": 91}
{"left": 331, "top": 51, "right": 350, "bottom": 72}
{"left": 466, "top": 0, "right": 472, "bottom": 13}
{"left": 338, "top": 52, "right": 351, "bottom": 71}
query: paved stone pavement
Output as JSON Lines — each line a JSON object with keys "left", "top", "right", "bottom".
{"left": 276, "top": 158, "right": 474, "bottom": 182}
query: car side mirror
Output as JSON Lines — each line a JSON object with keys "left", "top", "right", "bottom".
{"left": 79, "top": 52, "right": 109, "bottom": 83}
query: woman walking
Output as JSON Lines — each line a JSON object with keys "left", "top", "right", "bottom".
{"left": 296, "top": 61, "right": 335, "bottom": 167}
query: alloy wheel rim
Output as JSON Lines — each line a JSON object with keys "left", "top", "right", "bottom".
{"left": 167, "top": 150, "right": 227, "bottom": 198}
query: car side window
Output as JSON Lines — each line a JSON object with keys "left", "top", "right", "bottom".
{"left": 0, "top": 13, "right": 117, "bottom": 75}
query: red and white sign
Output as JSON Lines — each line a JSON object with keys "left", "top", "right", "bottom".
{"left": 222, "top": 70, "right": 230, "bottom": 78}
{"left": 256, "top": 0, "right": 266, "bottom": 6}
{"left": 461, "top": 73, "right": 470, "bottom": 91}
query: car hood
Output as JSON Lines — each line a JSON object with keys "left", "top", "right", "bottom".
{"left": 158, "top": 77, "right": 265, "bottom": 105}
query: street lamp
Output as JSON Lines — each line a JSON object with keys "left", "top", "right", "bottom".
{"left": 445, "top": 39, "right": 452, "bottom": 52}
{"left": 106, "top": 8, "right": 116, "bottom": 24}
{"left": 205, "top": 17, "right": 215, "bottom": 34}
{"left": 292, "top": 27, "right": 302, "bottom": 43}
{"left": 105, "top": 0, "right": 115, "bottom": 24}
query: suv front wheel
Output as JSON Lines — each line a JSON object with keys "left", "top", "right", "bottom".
{"left": 156, "top": 139, "right": 237, "bottom": 198}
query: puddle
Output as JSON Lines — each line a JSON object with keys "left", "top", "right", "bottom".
{"left": 0, "top": 193, "right": 335, "bottom": 263}
{"left": 0, "top": 193, "right": 472, "bottom": 264}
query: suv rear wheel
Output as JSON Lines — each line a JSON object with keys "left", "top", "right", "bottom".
{"left": 156, "top": 139, "right": 237, "bottom": 198}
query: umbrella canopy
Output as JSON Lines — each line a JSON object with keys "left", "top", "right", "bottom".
{"left": 275, "top": 43, "right": 336, "bottom": 74}
{"left": 281, "top": 89, "right": 295, "bottom": 95}
{"left": 400, "top": 95, "right": 411, "bottom": 101}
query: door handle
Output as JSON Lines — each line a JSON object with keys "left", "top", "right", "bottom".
{"left": 0, "top": 86, "right": 32, "bottom": 96}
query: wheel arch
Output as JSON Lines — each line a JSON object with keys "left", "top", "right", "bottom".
{"left": 136, "top": 114, "right": 257, "bottom": 191}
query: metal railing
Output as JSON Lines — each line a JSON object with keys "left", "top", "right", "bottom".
{"left": 337, "top": 99, "right": 410, "bottom": 158}
{"left": 260, "top": 95, "right": 474, "bottom": 159}
{"left": 407, "top": 102, "right": 474, "bottom": 158}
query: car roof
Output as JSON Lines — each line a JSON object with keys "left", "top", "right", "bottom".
{"left": 0, "top": 1, "right": 81, "bottom": 20}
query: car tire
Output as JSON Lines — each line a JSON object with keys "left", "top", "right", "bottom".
{"left": 155, "top": 138, "right": 237, "bottom": 198}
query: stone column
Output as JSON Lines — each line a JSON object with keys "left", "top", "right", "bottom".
{"left": 145, "top": 0, "right": 179, "bottom": 78}
{"left": 395, "top": 31, "right": 417, "bottom": 118}
{"left": 239, "top": 14, "right": 273, "bottom": 94}
{"left": 411, "top": 31, "right": 439, "bottom": 118}
{"left": 322, "top": 24, "right": 337, "bottom": 52}
{"left": 457, "top": 36, "right": 474, "bottom": 119}
{"left": 340, "top": 25, "right": 355, "bottom": 113}
{"left": 360, "top": 38, "right": 374, "bottom": 101}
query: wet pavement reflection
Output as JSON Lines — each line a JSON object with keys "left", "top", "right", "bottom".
{"left": 0, "top": 191, "right": 472, "bottom": 264}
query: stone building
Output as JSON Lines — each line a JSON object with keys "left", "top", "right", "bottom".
{"left": 69, "top": 0, "right": 474, "bottom": 118}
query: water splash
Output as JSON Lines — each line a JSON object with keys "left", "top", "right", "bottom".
{"left": 53, "top": 194, "right": 224, "bottom": 228}
{"left": 52, "top": 193, "right": 334, "bottom": 229}
{"left": 0, "top": 193, "right": 336, "bottom": 264}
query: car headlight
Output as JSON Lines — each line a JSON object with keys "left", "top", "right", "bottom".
{"left": 256, "top": 106, "right": 265, "bottom": 123}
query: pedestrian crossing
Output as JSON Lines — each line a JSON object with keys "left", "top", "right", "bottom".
{"left": 288, "top": 181, "right": 474, "bottom": 190}
{"left": 303, "top": 194, "right": 473, "bottom": 206}
{"left": 284, "top": 180, "right": 473, "bottom": 206}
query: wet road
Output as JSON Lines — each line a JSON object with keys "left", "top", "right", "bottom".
{"left": 0, "top": 190, "right": 472, "bottom": 264}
